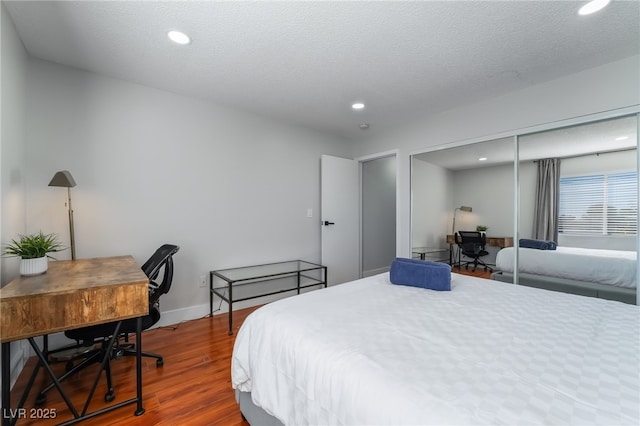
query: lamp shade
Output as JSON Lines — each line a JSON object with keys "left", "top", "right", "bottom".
{"left": 48, "top": 170, "right": 76, "bottom": 188}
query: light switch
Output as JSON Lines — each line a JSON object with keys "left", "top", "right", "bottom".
{"left": 307, "top": 208, "right": 313, "bottom": 218}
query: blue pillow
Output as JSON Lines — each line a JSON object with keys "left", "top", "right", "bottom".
{"left": 519, "top": 239, "right": 556, "bottom": 250}
{"left": 389, "top": 258, "right": 451, "bottom": 291}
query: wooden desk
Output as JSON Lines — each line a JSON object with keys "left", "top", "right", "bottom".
{"left": 1, "top": 256, "right": 149, "bottom": 425}
{"left": 446, "top": 235, "right": 514, "bottom": 264}
{"left": 446, "top": 234, "right": 513, "bottom": 248}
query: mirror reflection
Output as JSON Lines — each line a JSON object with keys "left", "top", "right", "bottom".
{"left": 493, "top": 115, "right": 638, "bottom": 304}
{"left": 411, "top": 138, "right": 515, "bottom": 273}
{"left": 411, "top": 114, "right": 638, "bottom": 305}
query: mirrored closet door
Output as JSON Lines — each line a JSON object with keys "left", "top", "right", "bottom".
{"left": 512, "top": 114, "right": 638, "bottom": 303}
{"left": 411, "top": 138, "right": 515, "bottom": 270}
{"left": 411, "top": 112, "right": 639, "bottom": 305}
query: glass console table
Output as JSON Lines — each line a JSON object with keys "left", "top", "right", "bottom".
{"left": 210, "top": 260, "right": 327, "bottom": 335}
{"left": 411, "top": 247, "right": 450, "bottom": 262}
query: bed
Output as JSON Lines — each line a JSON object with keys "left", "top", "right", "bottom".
{"left": 231, "top": 272, "right": 640, "bottom": 425}
{"left": 493, "top": 246, "right": 637, "bottom": 304}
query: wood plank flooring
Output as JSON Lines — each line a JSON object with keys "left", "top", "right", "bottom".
{"left": 9, "top": 267, "right": 492, "bottom": 425}
{"left": 9, "top": 307, "right": 258, "bottom": 426}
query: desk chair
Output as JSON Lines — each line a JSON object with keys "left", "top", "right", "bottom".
{"left": 455, "top": 231, "right": 492, "bottom": 272}
{"left": 36, "top": 244, "right": 180, "bottom": 404}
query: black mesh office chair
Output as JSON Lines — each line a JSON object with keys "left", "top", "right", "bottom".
{"left": 36, "top": 244, "right": 180, "bottom": 404}
{"left": 455, "top": 231, "right": 492, "bottom": 272}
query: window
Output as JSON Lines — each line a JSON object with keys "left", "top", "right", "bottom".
{"left": 559, "top": 171, "right": 637, "bottom": 236}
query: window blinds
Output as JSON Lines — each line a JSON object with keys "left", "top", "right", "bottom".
{"left": 559, "top": 171, "right": 637, "bottom": 236}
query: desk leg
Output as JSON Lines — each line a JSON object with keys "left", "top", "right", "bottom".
{"left": 228, "top": 283, "right": 233, "bottom": 336}
{"left": 134, "top": 317, "right": 145, "bottom": 416}
{"left": 209, "top": 272, "right": 213, "bottom": 317}
{"left": 2, "top": 342, "right": 10, "bottom": 426}
{"left": 28, "top": 338, "right": 80, "bottom": 418}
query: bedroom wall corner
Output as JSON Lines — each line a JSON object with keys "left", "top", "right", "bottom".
{"left": 22, "top": 58, "right": 354, "bottom": 324}
{"left": 1, "top": 1, "right": 30, "bottom": 389}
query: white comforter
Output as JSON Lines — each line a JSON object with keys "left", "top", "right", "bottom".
{"left": 496, "top": 246, "right": 637, "bottom": 288}
{"left": 232, "top": 273, "right": 639, "bottom": 425}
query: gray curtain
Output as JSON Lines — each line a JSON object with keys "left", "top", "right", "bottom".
{"left": 532, "top": 158, "right": 560, "bottom": 241}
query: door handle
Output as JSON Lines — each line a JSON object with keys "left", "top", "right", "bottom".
{"left": 323, "top": 220, "right": 335, "bottom": 226}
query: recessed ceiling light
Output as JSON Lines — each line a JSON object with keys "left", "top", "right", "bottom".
{"left": 615, "top": 136, "right": 629, "bottom": 141}
{"left": 478, "top": 157, "right": 488, "bottom": 161}
{"left": 578, "top": 0, "right": 610, "bottom": 16}
{"left": 352, "top": 103, "right": 365, "bottom": 110}
{"left": 359, "top": 123, "right": 370, "bottom": 130}
{"left": 168, "top": 30, "right": 191, "bottom": 45}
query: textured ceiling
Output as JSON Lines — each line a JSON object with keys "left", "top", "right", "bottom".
{"left": 5, "top": 1, "right": 640, "bottom": 140}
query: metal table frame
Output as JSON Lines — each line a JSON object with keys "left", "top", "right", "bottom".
{"left": 210, "top": 260, "right": 327, "bottom": 335}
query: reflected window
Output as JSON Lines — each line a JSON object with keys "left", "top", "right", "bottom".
{"left": 559, "top": 171, "right": 637, "bottom": 236}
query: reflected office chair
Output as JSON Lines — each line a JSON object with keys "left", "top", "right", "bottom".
{"left": 455, "top": 231, "right": 492, "bottom": 272}
{"left": 36, "top": 244, "right": 180, "bottom": 404}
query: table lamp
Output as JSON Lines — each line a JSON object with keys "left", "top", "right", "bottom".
{"left": 48, "top": 170, "right": 77, "bottom": 260}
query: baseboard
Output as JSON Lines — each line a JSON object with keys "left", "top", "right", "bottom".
{"left": 154, "top": 292, "right": 292, "bottom": 328}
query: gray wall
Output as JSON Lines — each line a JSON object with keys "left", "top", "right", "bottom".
{"left": 1, "top": 3, "right": 27, "bottom": 283}
{"left": 411, "top": 158, "right": 452, "bottom": 249}
{"left": 12, "top": 57, "right": 352, "bottom": 324}
{"left": 361, "top": 156, "right": 396, "bottom": 276}
{"left": 1, "top": 2, "right": 29, "bottom": 388}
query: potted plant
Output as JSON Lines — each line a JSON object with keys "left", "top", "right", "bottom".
{"left": 476, "top": 225, "right": 489, "bottom": 234}
{"left": 3, "top": 231, "right": 64, "bottom": 276}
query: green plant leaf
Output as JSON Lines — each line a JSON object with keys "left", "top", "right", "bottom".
{"left": 2, "top": 231, "right": 64, "bottom": 259}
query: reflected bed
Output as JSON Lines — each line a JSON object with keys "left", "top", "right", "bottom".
{"left": 493, "top": 246, "right": 636, "bottom": 304}
{"left": 231, "top": 272, "right": 639, "bottom": 425}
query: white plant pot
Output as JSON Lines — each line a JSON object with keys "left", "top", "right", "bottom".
{"left": 20, "top": 256, "right": 48, "bottom": 276}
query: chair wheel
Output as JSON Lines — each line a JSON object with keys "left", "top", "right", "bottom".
{"left": 484, "top": 267, "right": 488, "bottom": 271}
{"left": 156, "top": 358, "right": 163, "bottom": 367}
{"left": 65, "top": 360, "right": 74, "bottom": 372}
{"left": 465, "top": 265, "right": 468, "bottom": 270}
{"left": 105, "top": 390, "right": 115, "bottom": 402}
{"left": 35, "top": 393, "right": 46, "bottom": 406}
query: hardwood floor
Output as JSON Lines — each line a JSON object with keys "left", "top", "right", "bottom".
{"left": 9, "top": 267, "right": 491, "bottom": 426}
{"left": 9, "top": 307, "right": 259, "bottom": 426}
{"left": 452, "top": 264, "right": 493, "bottom": 279}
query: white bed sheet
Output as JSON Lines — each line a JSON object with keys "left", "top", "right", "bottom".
{"left": 496, "top": 246, "right": 637, "bottom": 288}
{"left": 231, "top": 273, "right": 640, "bottom": 425}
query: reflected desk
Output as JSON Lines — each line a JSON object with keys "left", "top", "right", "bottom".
{"left": 0, "top": 256, "right": 149, "bottom": 426}
{"left": 446, "top": 235, "right": 514, "bottom": 265}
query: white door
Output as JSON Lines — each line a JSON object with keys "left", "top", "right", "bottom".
{"left": 321, "top": 155, "right": 360, "bottom": 285}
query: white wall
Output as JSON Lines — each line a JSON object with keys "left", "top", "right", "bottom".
{"left": 361, "top": 155, "right": 396, "bottom": 276}
{"left": 1, "top": 2, "right": 30, "bottom": 389}
{"left": 1, "top": 2, "right": 27, "bottom": 283}
{"left": 22, "top": 58, "right": 352, "bottom": 323}
{"left": 353, "top": 56, "right": 640, "bottom": 257}
{"left": 411, "top": 158, "right": 452, "bottom": 248}
{"left": 452, "top": 164, "right": 515, "bottom": 237}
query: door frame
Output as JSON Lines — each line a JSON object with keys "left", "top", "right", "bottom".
{"left": 356, "top": 149, "right": 400, "bottom": 277}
